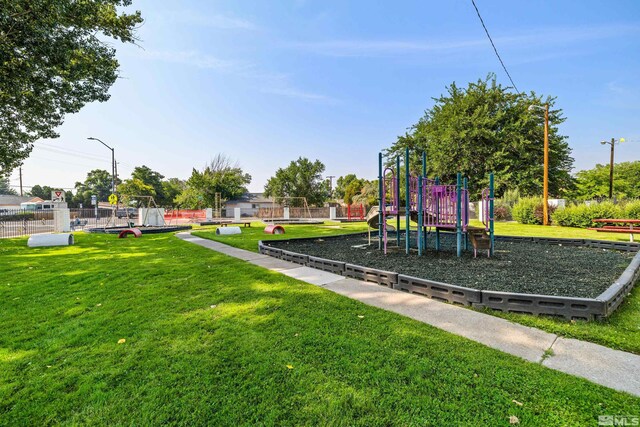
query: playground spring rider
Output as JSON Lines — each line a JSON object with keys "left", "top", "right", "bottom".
{"left": 377, "top": 148, "right": 494, "bottom": 257}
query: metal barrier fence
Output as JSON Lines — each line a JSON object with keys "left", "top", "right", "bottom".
{"left": 0, "top": 209, "right": 55, "bottom": 238}
{"left": 68, "top": 208, "right": 133, "bottom": 230}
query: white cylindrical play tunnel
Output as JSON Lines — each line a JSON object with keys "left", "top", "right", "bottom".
{"left": 215, "top": 226, "right": 241, "bottom": 235}
{"left": 28, "top": 233, "right": 74, "bottom": 248}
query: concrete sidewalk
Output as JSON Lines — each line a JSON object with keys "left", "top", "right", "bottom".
{"left": 176, "top": 232, "right": 640, "bottom": 397}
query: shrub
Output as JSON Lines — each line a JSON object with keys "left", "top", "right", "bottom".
{"left": 512, "top": 197, "right": 542, "bottom": 224}
{"left": 493, "top": 202, "right": 512, "bottom": 221}
{"left": 551, "top": 201, "right": 625, "bottom": 228}
{"left": 501, "top": 188, "right": 521, "bottom": 207}
{"left": 624, "top": 201, "right": 640, "bottom": 219}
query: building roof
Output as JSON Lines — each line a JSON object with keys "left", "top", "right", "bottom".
{"left": 226, "top": 193, "right": 274, "bottom": 204}
{"left": 0, "top": 195, "right": 40, "bottom": 206}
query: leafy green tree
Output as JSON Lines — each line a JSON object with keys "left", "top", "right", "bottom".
{"left": 27, "top": 185, "right": 54, "bottom": 199}
{"left": 131, "top": 165, "right": 166, "bottom": 205}
{"left": 0, "top": 0, "right": 143, "bottom": 176}
{"left": 0, "top": 177, "right": 17, "bottom": 195}
{"left": 264, "top": 157, "right": 330, "bottom": 207}
{"left": 162, "top": 178, "right": 186, "bottom": 207}
{"left": 73, "top": 169, "right": 116, "bottom": 206}
{"left": 352, "top": 180, "right": 378, "bottom": 207}
{"left": 570, "top": 161, "right": 640, "bottom": 201}
{"left": 385, "top": 74, "right": 575, "bottom": 198}
{"left": 118, "top": 178, "right": 155, "bottom": 205}
{"left": 177, "top": 155, "right": 251, "bottom": 208}
{"left": 335, "top": 174, "right": 358, "bottom": 199}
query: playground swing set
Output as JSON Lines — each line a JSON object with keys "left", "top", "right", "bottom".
{"left": 368, "top": 148, "right": 495, "bottom": 258}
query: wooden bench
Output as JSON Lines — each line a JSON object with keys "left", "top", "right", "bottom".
{"left": 589, "top": 219, "right": 640, "bottom": 242}
{"left": 221, "top": 221, "right": 251, "bottom": 228}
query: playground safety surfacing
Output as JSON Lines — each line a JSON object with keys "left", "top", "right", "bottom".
{"left": 264, "top": 232, "right": 640, "bottom": 320}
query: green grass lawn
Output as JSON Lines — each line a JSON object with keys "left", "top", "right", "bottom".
{"left": 197, "top": 221, "right": 640, "bottom": 355}
{"left": 2, "top": 232, "right": 639, "bottom": 425}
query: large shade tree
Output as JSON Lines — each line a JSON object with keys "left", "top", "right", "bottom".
{"left": 176, "top": 154, "right": 251, "bottom": 208}
{"left": 570, "top": 161, "right": 640, "bottom": 201}
{"left": 73, "top": 169, "right": 117, "bottom": 206}
{"left": 385, "top": 75, "right": 575, "bottom": 198}
{"left": 0, "top": 0, "right": 143, "bottom": 176}
{"left": 264, "top": 157, "right": 330, "bottom": 207}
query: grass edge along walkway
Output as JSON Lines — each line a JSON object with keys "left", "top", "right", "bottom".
{"left": 193, "top": 221, "right": 640, "bottom": 355}
{"left": 178, "top": 232, "right": 640, "bottom": 397}
{"left": 2, "top": 232, "right": 639, "bottom": 425}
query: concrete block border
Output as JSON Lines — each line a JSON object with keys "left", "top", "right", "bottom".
{"left": 258, "top": 233, "right": 640, "bottom": 321}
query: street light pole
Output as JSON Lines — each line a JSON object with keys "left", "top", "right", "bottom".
{"left": 528, "top": 103, "right": 550, "bottom": 226}
{"left": 600, "top": 138, "right": 625, "bottom": 200}
{"left": 608, "top": 137, "right": 615, "bottom": 199}
{"left": 87, "top": 137, "right": 116, "bottom": 196}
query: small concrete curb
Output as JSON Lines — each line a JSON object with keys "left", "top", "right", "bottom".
{"left": 176, "top": 232, "right": 640, "bottom": 396}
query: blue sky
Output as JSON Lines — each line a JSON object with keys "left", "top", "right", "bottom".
{"left": 10, "top": 0, "right": 640, "bottom": 193}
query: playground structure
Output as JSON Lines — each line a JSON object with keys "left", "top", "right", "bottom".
{"left": 371, "top": 148, "right": 495, "bottom": 257}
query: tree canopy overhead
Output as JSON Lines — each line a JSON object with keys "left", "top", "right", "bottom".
{"left": 385, "top": 75, "right": 575, "bottom": 198}
{"left": 264, "top": 157, "right": 330, "bottom": 207}
{"left": 0, "top": 0, "right": 143, "bottom": 176}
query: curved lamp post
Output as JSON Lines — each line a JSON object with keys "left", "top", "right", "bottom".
{"left": 528, "top": 104, "right": 549, "bottom": 226}
{"left": 87, "top": 137, "right": 116, "bottom": 195}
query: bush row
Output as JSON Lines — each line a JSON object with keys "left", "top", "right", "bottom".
{"left": 551, "top": 201, "right": 640, "bottom": 228}
{"left": 512, "top": 197, "right": 557, "bottom": 225}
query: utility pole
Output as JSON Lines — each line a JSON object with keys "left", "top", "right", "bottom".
{"left": 19, "top": 167, "right": 23, "bottom": 196}
{"left": 600, "top": 138, "right": 625, "bottom": 200}
{"left": 528, "top": 103, "right": 550, "bottom": 225}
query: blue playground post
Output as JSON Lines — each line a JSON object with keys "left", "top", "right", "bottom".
{"left": 489, "top": 173, "right": 495, "bottom": 256}
{"left": 396, "top": 155, "right": 400, "bottom": 247}
{"left": 378, "top": 153, "right": 382, "bottom": 250}
{"left": 456, "top": 173, "right": 462, "bottom": 257}
{"left": 417, "top": 175, "right": 423, "bottom": 255}
{"left": 422, "top": 152, "right": 427, "bottom": 250}
{"left": 463, "top": 177, "right": 469, "bottom": 251}
{"left": 405, "top": 147, "right": 410, "bottom": 254}
{"left": 435, "top": 176, "right": 440, "bottom": 251}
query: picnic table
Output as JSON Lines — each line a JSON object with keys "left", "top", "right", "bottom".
{"left": 589, "top": 219, "right": 640, "bottom": 242}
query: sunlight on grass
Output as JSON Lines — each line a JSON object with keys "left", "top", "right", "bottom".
{"left": 0, "top": 348, "right": 36, "bottom": 363}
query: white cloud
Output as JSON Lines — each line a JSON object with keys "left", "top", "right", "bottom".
{"left": 287, "top": 24, "right": 640, "bottom": 57}
{"left": 139, "top": 50, "right": 246, "bottom": 71}
{"left": 138, "top": 51, "right": 335, "bottom": 103}
{"left": 157, "top": 10, "right": 258, "bottom": 31}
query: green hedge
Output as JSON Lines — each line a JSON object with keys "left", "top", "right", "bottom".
{"left": 512, "top": 197, "right": 543, "bottom": 225}
{"left": 550, "top": 201, "right": 639, "bottom": 228}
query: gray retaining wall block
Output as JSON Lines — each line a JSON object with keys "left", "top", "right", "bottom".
{"left": 307, "top": 256, "right": 346, "bottom": 274}
{"left": 344, "top": 264, "right": 398, "bottom": 288}
{"left": 280, "top": 250, "right": 308, "bottom": 266}
{"left": 397, "top": 274, "right": 481, "bottom": 306}
{"left": 480, "top": 290, "right": 606, "bottom": 320}
{"left": 598, "top": 250, "right": 640, "bottom": 316}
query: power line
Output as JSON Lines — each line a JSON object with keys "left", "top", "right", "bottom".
{"left": 470, "top": 0, "right": 520, "bottom": 93}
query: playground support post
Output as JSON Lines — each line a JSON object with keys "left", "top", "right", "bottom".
{"left": 456, "top": 173, "right": 462, "bottom": 257}
{"left": 417, "top": 175, "right": 423, "bottom": 255}
{"left": 435, "top": 177, "right": 440, "bottom": 251}
{"left": 405, "top": 147, "right": 410, "bottom": 254}
{"left": 489, "top": 173, "right": 495, "bottom": 255}
{"left": 422, "top": 152, "right": 427, "bottom": 250}
{"left": 463, "top": 177, "right": 469, "bottom": 251}
{"left": 396, "top": 155, "right": 401, "bottom": 247}
{"left": 378, "top": 153, "right": 382, "bottom": 250}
